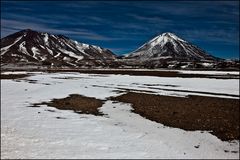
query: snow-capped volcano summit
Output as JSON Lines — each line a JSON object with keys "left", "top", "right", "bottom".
{"left": 125, "top": 32, "right": 218, "bottom": 61}
{"left": 1, "top": 29, "right": 116, "bottom": 66}
{"left": 147, "top": 32, "right": 187, "bottom": 45}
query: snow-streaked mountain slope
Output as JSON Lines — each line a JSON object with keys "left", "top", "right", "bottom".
{"left": 125, "top": 32, "right": 218, "bottom": 61}
{"left": 1, "top": 29, "right": 116, "bottom": 66}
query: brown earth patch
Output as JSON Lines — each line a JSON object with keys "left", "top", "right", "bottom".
{"left": 110, "top": 92, "right": 239, "bottom": 141}
{"left": 33, "top": 94, "right": 104, "bottom": 116}
{"left": 0, "top": 74, "right": 29, "bottom": 79}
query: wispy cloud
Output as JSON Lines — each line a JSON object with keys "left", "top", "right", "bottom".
{"left": 128, "top": 14, "right": 173, "bottom": 25}
{"left": 1, "top": 19, "right": 119, "bottom": 41}
{"left": 1, "top": 0, "right": 239, "bottom": 58}
{"left": 179, "top": 29, "right": 239, "bottom": 45}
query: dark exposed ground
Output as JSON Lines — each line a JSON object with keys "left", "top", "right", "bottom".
{"left": 0, "top": 74, "right": 29, "bottom": 79}
{"left": 32, "top": 94, "right": 104, "bottom": 116}
{"left": 110, "top": 92, "right": 240, "bottom": 141}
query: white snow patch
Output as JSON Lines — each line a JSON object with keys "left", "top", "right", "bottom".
{"left": 1, "top": 72, "right": 239, "bottom": 159}
{"left": 63, "top": 57, "right": 71, "bottom": 61}
{"left": 92, "top": 45, "right": 103, "bottom": 53}
{"left": 1, "top": 36, "right": 23, "bottom": 55}
{"left": 46, "top": 47, "right": 53, "bottom": 55}
{"left": 54, "top": 52, "right": 61, "bottom": 58}
{"left": 18, "top": 41, "right": 29, "bottom": 55}
{"left": 51, "top": 35, "right": 57, "bottom": 39}
{"left": 63, "top": 41, "right": 77, "bottom": 51}
{"left": 202, "top": 63, "right": 214, "bottom": 67}
{"left": 40, "top": 45, "right": 45, "bottom": 49}
{"left": 75, "top": 43, "right": 90, "bottom": 55}
{"left": 152, "top": 56, "right": 172, "bottom": 60}
{"left": 43, "top": 34, "right": 49, "bottom": 46}
{"left": 31, "top": 47, "right": 41, "bottom": 59}
{"left": 177, "top": 70, "right": 239, "bottom": 75}
{"left": 1, "top": 71, "right": 28, "bottom": 75}
{"left": 59, "top": 48, "right": 83, "bottom": 61}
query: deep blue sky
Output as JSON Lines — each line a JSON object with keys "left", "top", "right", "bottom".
{"left": 1, "top": 1, "right": 239, "bottom": 59}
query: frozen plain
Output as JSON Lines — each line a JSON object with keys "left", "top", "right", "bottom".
{"left": 1, "top": 71, "right": 239, "bottom": 159}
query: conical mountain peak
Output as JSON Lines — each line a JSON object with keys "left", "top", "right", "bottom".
{"left": 148, "top": 32, "right": 186, "bottom": 45}
{"left": 126, "top": 32, "right": 217, "bottom": 61}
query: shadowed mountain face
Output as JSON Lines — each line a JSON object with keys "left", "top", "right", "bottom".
{"left": 125, "top": 32, "right": 219, "bottom": 62}
{"left": 1, "top": 29, "right": 116, "bottom": 67}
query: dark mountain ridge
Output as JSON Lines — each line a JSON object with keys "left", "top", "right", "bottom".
{"left": 1, "top": 29, "right": 116, "bottom": 67}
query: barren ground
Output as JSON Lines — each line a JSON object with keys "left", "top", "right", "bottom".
{"left": 110, "top": 92, "right": 239, "bottom": 141}
{"left": 33, "top": 94, "right": 104, "bottom": 116}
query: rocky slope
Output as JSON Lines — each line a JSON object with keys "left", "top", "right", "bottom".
{"left": 1, "top": 29, "right": 116, "bottom": 67}
{"left": 125, "top": 32, "right": 219, "bottom": 62}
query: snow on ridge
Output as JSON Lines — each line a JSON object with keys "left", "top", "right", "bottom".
{"left": 31, "top": 47, "right": 41, "bottom": 59}
{"left": 164, "top": 32, "right": 186, "bottom": 42}
{"left": 76, "top": 45, "right": 87, "bottom": 55}
{"left": 43, "top": 33, "right": 49, "bottom": 46}
{"left": 75, "top": 43, "right": 88, "bottom": 55}
{"left": 74, "top": 42, "right": 93, "bottom": 56}
{"left": 152, "top": 56, "right": 173, "bottom": 60}
{"left": 1, "top": 29, "right": 115, "bottom": 64}
{"left": 74, "top": 40, "right": 78, "bottom": 45}
{"left": 54, "top": 52, "right": 61, "bottom": 58}
{"left": 1, "top": 36, "right": 23, "bottom": 55}
{"left": 51, "top": 35, "right": 57, "bottom": 39}
{"left": 18, "top": 41, "right": 30, "bottom": 55}
{"left": 81, "top": 43, "right": 90, "bottom": 49}
{"left": 64, "top": 41, "right": 78, "bottom": 52}
{"left": 147, "top": 34, "right": 167, "bottom": 47}
{"left": 126, "top": 32, "right": 185, "bottom": 56}
{"left": 92, "top": 45, "right": 103, "bottom": 53}
{"left": 147, "top": 32, "right": 186, "bottom": 47}
{"left": 59, "top": 48, "right": 83, "bottom": 61}
{"left": 46, "top": 47, "right": 53, "bottom": 55}
{"left": 125, "top": 32, "right": 211, "bottom": 60}
{"left": 73, "top": 40, "right": 103, "bottom": 54}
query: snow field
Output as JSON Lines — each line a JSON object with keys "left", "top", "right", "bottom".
{"left": 1, "top": 72, "right": 239, "bottom": 159}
